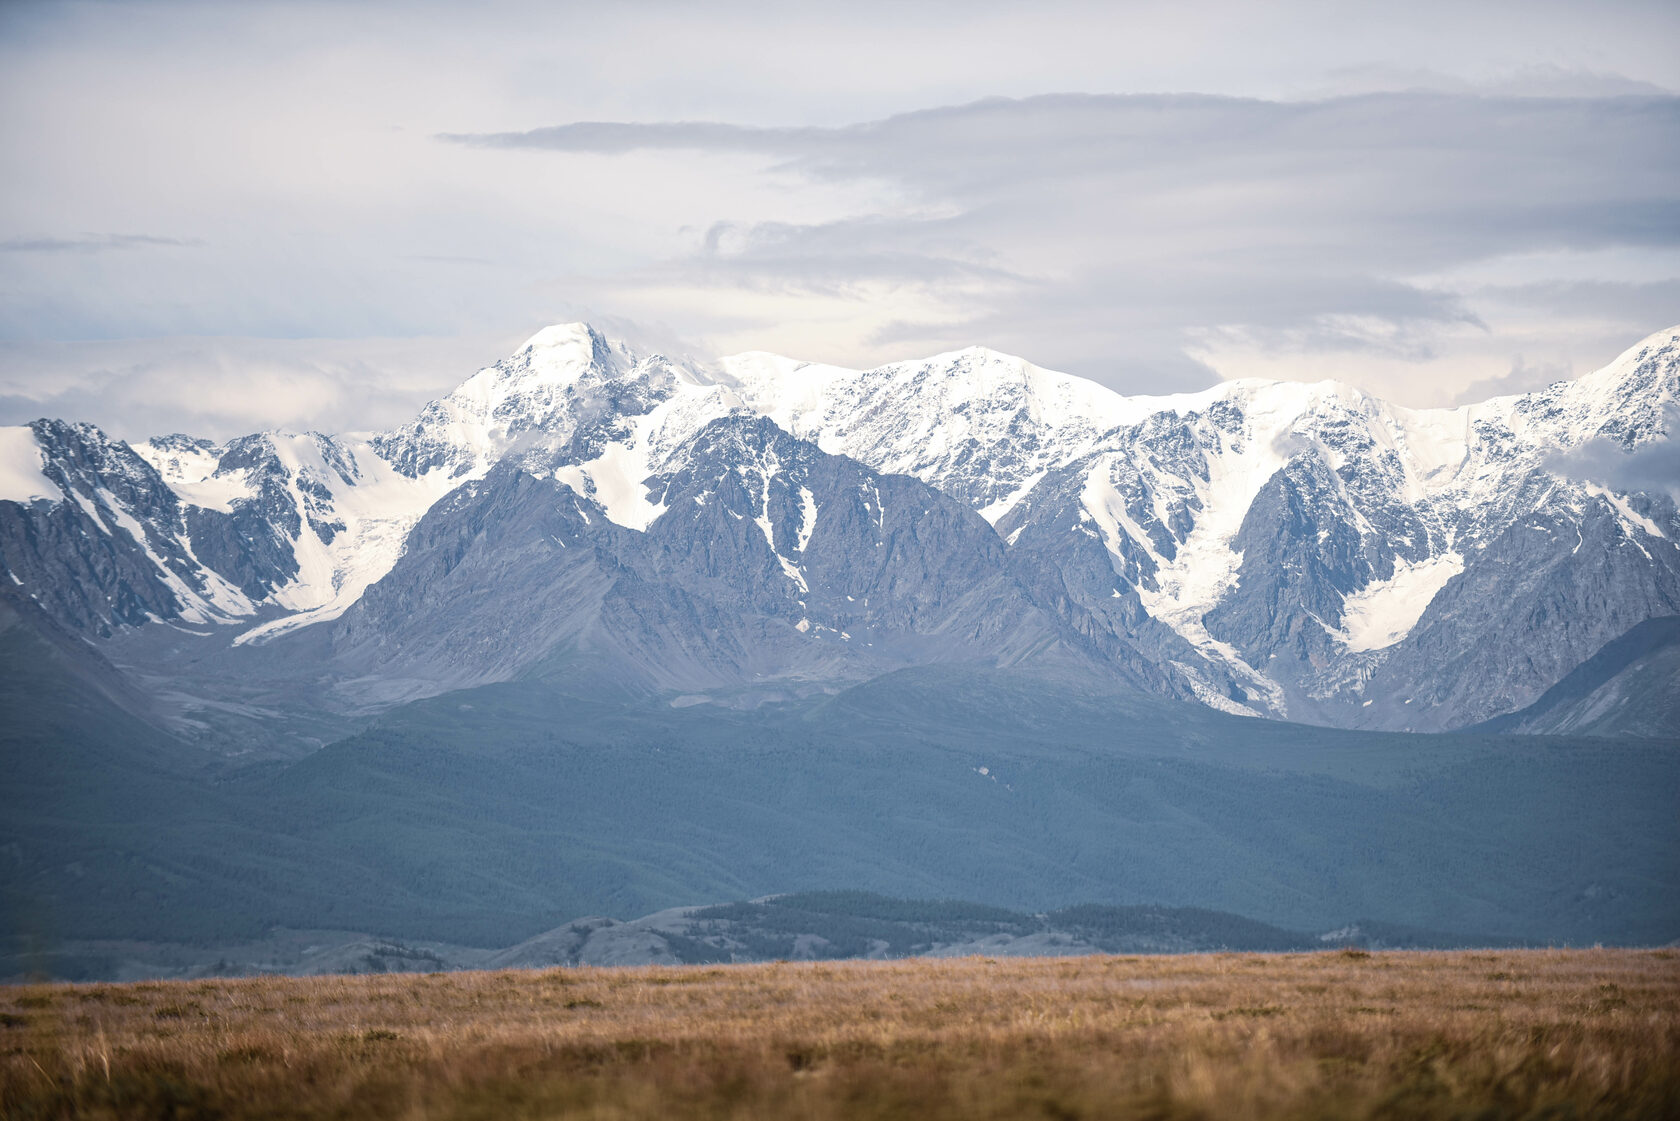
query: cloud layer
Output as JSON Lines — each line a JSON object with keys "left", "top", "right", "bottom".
{"left": 449, "top": 93, "right": 1679, "bottom": 391}
{"left": 0, "top": 0, "right": 1676, "bottom": 434}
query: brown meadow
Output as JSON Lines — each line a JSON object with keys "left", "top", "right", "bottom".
{"left": 2, "top": 948, "right": 1676, "bottom": 1120}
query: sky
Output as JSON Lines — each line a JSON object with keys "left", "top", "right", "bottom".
{"left": 1, "top": 0, "right": 1677, "bottom": 440}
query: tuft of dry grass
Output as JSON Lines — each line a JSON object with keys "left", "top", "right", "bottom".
{"left": 2, "top": 949, "right": 1676, "bottom": 1119}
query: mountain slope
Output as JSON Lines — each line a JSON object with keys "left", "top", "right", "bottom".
{"left": 329, "top": 414, "right": 1090, "bottom": 706}
{"left": 1475, "top": 616, "right": 1680, "bottom": 738}
{"left": 6, "top": 667, "right": 1674, "bottom": 950}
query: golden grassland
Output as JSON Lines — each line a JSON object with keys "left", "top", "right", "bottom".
{"left": 2, "top": 948, "right": 1676, "bottom": 1120}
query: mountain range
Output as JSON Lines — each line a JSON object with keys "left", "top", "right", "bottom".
{"left": 3, "top": 322, "right": 1677, "bottom": 743}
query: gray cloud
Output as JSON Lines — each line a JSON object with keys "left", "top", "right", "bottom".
{"left": 1452, "top": 356, "right": 1575, "bottom": 406}
{"left": 407, "top": 254, "right": 499, "bottom": 266}
{"left": 445, "top": 93, "right": 1679, "bottom": 235}
{"left": 0, "top": 333, "right": 526, "bottom": 442}
{"left": 1467, "top": 279, "right": 1680, "bottom": 324}
{"left": 1547, "top": 428, "right": 1680, "bottom": 499}
{"left": 443, "top": 121, "right": 810, "bottom": 155}
{"left": 0, "top": 234, "right": 205, "bottom": 253}
{"left": 451, "top": 93, "right": 1677, "bottom": 391}
{"left": 1313, "top": 63, "right": 1676, "bottom": 99}
{"left": 687, "top": 216, "right": 1028, "bottom": 292}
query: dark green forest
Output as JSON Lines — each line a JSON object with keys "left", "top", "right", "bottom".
{"left": 3, "top": 610, "right": 1677, "bottom": 959}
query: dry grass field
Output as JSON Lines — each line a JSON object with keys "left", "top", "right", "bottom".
{"left": 2, "top": 949, "right": 1676, "bottom": 1120}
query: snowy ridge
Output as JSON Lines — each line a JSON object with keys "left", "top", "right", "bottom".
{"left": 722, "top": 346, "right": 1203, "bottom": 520}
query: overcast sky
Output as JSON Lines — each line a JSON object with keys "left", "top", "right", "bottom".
{"left": 1, "top": 0, "right": 1677, "bottom": 440}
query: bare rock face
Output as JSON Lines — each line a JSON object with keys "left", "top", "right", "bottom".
{"left": 1475, "top": 616, "right": 1680, "bottom": 739}
{"left": 331, "top": 415, "right": 1084, "bottom": 704}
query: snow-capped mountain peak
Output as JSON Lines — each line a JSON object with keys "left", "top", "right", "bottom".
{"left": 369, "top": 323, "right": 721, "bottom": 483}
{"left": 518, "top": 321, "right": 621, "bottom": 363}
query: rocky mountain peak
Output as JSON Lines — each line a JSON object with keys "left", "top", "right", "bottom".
{"left": 370, "top": 323, "right": 726, "bottom": 481}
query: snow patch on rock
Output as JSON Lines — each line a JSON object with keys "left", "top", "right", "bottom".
{"left": 234, "top": 436, "right": 471, "bottom": 644}
{"left": 1339, "top": 553, "right": 1464, "bottom": 653}
{"left": 0, "top": 426, "right": 57, "bottom": 504}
